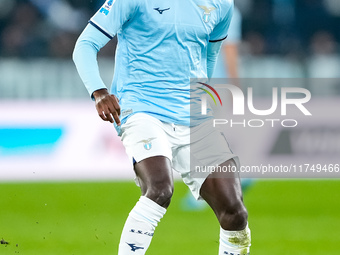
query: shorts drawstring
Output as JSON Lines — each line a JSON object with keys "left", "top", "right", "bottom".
{"left": 172, "top": 123, "right": 176, "bottom": 131}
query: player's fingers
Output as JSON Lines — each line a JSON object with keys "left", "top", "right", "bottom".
{"left": 106, "top": 104, "right": 120, "bottom": 125}
{"left": 95, "top": 95, "right": 120, "bottom": 124}
{"left": 96, "top": 106, "right": 107, "bottom": 121}
{"left": 103, "top": 110, "right": 114, "bottom": 123}
{"left": 110, "top": 95, "right": 121, "bottom": 115}
{"left": 105, "top": 97, "right": 121, "bottom": 125}
{"left": 111, "top": 111, "right": 121, "bottom": 126}
{"left": 96, "top": 105, "right": 114, "bottom": 123}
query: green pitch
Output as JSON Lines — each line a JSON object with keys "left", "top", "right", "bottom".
{"left": 0, "top": 180, "right": 339, "bottom": 254}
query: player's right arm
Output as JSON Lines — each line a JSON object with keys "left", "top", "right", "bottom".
{"left": 73, "top": 0, "right": 139, "bottom": 125}
{"left": 73, "top": 24, "right": 121, "bottom": 125}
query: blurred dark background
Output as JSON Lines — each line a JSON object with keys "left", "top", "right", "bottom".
{"left": 0, "top": 0, "right": 339, "bottom": 58}
{"left": 0, "top": 0, "right": 339, "bottom": 100}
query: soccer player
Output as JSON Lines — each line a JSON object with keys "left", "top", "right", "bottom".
{"left": 73, "top": 0, "right": 251, "bottom": 254}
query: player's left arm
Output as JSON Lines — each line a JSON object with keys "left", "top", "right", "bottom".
{"left": 223, "top": 43, "right": 239, "bottom": 78}
{"left": 207, "top": 41, "right": 223, "bottom": 78}
{"left": 207, "top": 0, "right": 234, "bottom": 78}
{"left": 222, "top": 7, "right": 242, "bottom": 79}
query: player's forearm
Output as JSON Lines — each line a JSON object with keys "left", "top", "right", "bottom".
{"left": 73, "top": 24, "right": 110, "bottom": 98}
{"left": 207, "top": 41, "right": 223, "bottom": 78}
{"left": 224, "top": 44, "right": 239, "bottom": 78}
{"left": 73, "top": 40, "right": 107, "bottom": 98}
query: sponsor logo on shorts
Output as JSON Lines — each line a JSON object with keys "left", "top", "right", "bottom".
{"left": 138, "top": 137, "right": 156, "bottom": 150}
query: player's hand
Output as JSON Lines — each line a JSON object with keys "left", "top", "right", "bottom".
{"left": 92, "top": 89, "right": 121, "bottom": 125}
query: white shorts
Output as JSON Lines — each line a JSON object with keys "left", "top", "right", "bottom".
{"left": 120, "top": 113, "right": 239, "bottom": 200}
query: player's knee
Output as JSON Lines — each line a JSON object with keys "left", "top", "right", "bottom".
{"left": 219, "top": 205, "right": 248, "bottom": 231}
{"left": 145, "top": 184, "right": 174, "bottom": 208}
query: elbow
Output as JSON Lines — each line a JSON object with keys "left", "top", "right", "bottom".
{"left": 72, "top": 40, "right": 80, "bottom": 64}
{"left": 73, "top": 39, "right": 99, "bottom": 65}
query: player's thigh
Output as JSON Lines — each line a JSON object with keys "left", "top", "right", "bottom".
{"left": 172, "top": 121, "right": 239, "bottom": 200}
{"left": 121, "top": 113, "right": 174, "bottom": 205}
{"left": 134, "top": 156, "right": 174, "bottom": 198}
{"left": 191, "top": 121, "right": 242, "bottom": 205}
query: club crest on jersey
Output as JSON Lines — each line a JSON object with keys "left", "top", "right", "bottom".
{"left": 100, "top": 0, "right": 116, "bottom": 15}
{"left": 198, "top": 5, "right": 216, "bottom": 23}
{"left": 138, "top": 138, "right": 156, "bottom": 150}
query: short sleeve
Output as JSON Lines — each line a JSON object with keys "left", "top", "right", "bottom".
{"left": 209, "top": 1, "right": 234, "bottom": 42}
{"left": 89, "top": 0, "right": 139, "bottom": 39}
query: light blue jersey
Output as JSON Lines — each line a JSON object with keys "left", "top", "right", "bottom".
{"left": 213, "top": 7, "right": 241, "bottom": 78}
{"left": 89, "top": 0, "right": 233, "bottom": 127}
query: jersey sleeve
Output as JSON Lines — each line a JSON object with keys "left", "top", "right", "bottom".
{"left": 209, "top": 1, "right": 234, "bottom": 42}
{"left": 89, "top": 0, "right": 139, "bottom": 39}
{"left": 225, "top": 7, "right": 242, "bottom": 44}
{"left": 73, "top": 24, "right": 111, "bottom": 98}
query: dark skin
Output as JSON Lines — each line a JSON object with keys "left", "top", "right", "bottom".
{"left": 93, "top": 88, "right": 248, "bottom": 231}
{"left": 93, "top": 88, "right": 121, "bottom": 125}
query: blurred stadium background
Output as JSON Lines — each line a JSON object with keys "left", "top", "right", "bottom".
{"left": 0, "top": 0, "right": 340, "bottom": 254}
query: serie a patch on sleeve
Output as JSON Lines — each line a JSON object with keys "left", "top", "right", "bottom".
{"left": 100, "top": 0, "right": 116, "bottom": 15}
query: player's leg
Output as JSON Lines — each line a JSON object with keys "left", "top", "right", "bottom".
{"left": 118, "top": 114, "right": 174, "bottom": 255}
{"left": 200, "top": 159, "right": 246, "bottom": 230}
{"left": 118, "top": 156, "right": 174, "bottom": 254}
{"left": 177, "top": 120, "right": 251, "bottom": 254}
{"left": 134, "top": 156, "right": 174, "bottom": 208}
{"left": 200, "top": 159, "right": 251, "bottom": 255}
